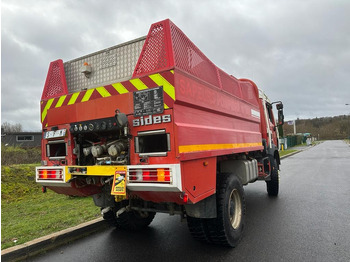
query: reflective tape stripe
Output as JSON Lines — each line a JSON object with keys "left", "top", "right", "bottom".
{"left": 55, "top": 95, "right": 66, "bottom": 108}
{"left": 179, "top": 143, "right": 263, "bottom": 154}
{"left": 96, "top": 87, "right": 111, "bottom": 97}
{"left": 112, "top": 83, "right": 129, "bottom": 94}
{"left": 81, "top": 89, "right": 94, "bottom": 102}
{"left": 149, "top": 73, "right": 175, "bottom": 100}
{"left": 68, "top": 92, "right": 80, "bottom": 105}
{"left": 41, "top": 98, "right": 54, "bottom": 122}
{"left": 130, "top": 78, "right": 148, "bottom": 90}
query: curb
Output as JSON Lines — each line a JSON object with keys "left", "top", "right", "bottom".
{"left": 280, "top": 150, "right": 301, "bottom": 159}
{"left": 280, "top": 144, "right": 317, "bottom": 159}
{"left": 1, "top": 217, "right": 109, "bottom": 262}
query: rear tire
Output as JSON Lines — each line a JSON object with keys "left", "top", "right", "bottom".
{"left": 102, "top": 208, "right": 155, "bottom": 231}
{"left": 266, "top": 157, "right": 279, "bottom": 196}
{"left": 187, "top": 173, "right": 245, "bottom": 247}
{"left": 116, "top": 210, "right": 156, "bottom": 231}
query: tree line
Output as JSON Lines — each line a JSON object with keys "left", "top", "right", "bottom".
{"left": 283, "top": 115, "right": 350, "bottom": 140}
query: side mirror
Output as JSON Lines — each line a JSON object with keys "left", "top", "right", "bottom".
{"left": 272, "top": 101, "right": 285, "bottom": 126}
{"left": 278, "top": 109, "right": 284, "bottom": 126}
{"left": 276, "top": 103, "right": 283, "bottom": 110}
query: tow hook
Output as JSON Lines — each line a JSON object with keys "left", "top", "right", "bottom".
{"left": 116, "top": 206, "right": 129, "bottom": 217}
{"left": 104, "top": 177, "right": 114, "bottom": 184}
{"left": 101, "top": 207, "right": 111, "bottom": 215}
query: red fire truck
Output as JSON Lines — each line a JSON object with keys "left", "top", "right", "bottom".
{"left": 36, "top": 19, "right": 284, "bottom": 247}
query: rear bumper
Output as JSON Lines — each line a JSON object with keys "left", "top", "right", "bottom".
{"left": 36, "top": 164, "right": 182, "bottom": 193}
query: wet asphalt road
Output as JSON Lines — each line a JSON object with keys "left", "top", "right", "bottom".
{"left": 30, "top": 141, "right": 350, "bottom": 262}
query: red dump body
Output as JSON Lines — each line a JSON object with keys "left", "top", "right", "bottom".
{"left": 38, "top": 19, "right": 267, "bottom": 204}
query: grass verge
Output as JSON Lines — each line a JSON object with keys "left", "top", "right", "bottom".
{"left": 1, "top": 164, "right": 101, "bottom": 250}
{"left": 280, "top": 149, "right": 298, "bottom": 157}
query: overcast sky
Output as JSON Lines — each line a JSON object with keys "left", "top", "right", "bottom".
{"left": 1, "top": 0, "right": 350, "bottom": 131}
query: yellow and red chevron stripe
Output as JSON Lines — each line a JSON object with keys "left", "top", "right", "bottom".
{"left": 41, "top": 70, "right": 175, "bottom": 127}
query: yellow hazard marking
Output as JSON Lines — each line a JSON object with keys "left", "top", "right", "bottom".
{"left": 41, "top": 71, "right": 176, "bottom": 124}
{"left": 55, "top": 95, "right": 67, "bottom": 108}
{"left": 130, "top": 78, "right": 148, "bottom": 90}
{"left": 149, "top": 73, "right": 175, "bottom": 100}
{"left": 96, "top": 86, "right": 111, "bottom": 97}
{"left": 112, "top": 83, "right": 129, "bottom": 94}
{"left": 67, "top": 165, "right": 124, "bottom": 176}
{"left": 81, "top": 89, "right": 94, "bottom": 102}
{"left": 41, "top": 98, "right": 54, "bottom": 122}
{"left": 179, "top": 142, "right": 263, "bottom": 153}
{"left": 68, "top": 92, "right": 80, "bottom": 105}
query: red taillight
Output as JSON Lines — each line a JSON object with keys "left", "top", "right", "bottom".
{"left": 128, "top": 168, "right": 171, "bottom": 183}
{"left": 38, "top": 169, "right": 63, "bottom": 181}
{"left": 182, "top": 193, "right": 188, "bottom": 203}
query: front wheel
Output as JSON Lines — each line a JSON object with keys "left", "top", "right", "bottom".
{"left": 266, "top": 157, "right": 279, "bottom": 196}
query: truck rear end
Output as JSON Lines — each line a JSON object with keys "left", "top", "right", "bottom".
{"left": 37, "top": 19, "right": 284, "bottom": 247}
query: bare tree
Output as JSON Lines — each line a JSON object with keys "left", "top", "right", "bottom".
{"left": 1, "top": 122, "right": 23, "bottom": 133}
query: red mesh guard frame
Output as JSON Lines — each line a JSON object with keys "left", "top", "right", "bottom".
{"left": 133, "top": 19, "right": 256, "bottom": 105}
{"left": 169, "top": 21, "right": 221, "bottom": 89}
{"left": 41, "top": 59, "right": 68, "bottom": 100}
{"left": 133, "top": 20, "right": 175, "bottom": 78}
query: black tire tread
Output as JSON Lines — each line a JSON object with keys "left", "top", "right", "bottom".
{"left": 266, "top": 157, "right": 279, "bottom": 196}
{"left": 187, "top": 173, "right": 245, "bottom": 247}
{"left": 116, "top": 211, "right": 156, "bottom": 231}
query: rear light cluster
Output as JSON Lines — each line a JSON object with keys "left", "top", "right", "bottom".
{"left": 37, "top": 169, "right": 64, "bottom": 181}
{"left": 128, "top": 168, "right": 172, "bottom": 183}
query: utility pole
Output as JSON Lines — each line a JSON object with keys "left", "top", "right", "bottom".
{"left": 346, "top": 104, "right": 349, "bottom": 140}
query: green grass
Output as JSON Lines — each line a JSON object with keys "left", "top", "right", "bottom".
{"left": 1, "top": 164, "right": 101, "bottom": 249}
{"left": 279, "top": 149, "right": 298, "bottom": 157}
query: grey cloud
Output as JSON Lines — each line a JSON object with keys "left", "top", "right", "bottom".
{"left": 1, "top": 0, "right": 350, "bottom": 131}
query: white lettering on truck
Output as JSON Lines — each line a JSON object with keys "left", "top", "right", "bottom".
{"left": 133, "top": 115, "right": 171, "bottom": 127}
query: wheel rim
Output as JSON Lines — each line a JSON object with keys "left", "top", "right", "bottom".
{"left": 228, "top": 189, "right": 242, "bottom": 229}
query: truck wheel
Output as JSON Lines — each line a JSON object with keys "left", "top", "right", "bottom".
{"left": 266, "top": 157, "right": 279, "bottom": 196}
{"left": 187, "top": 216, "right": 212, "bottom": 244}
{"left": 102, "top": 208, "right": 118, "bottom": 227}
{"left": 116, "top": 210, "right": 156, "bottom": 231}
{"left": 187, "top": 174, "right": 245, "bottom": 247}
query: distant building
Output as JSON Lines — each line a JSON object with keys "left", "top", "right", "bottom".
{"left": 1, "top": 132, "right": 42, "bottom": 147}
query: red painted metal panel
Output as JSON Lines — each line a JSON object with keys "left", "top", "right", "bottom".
{"left": 129, "top": 191, "right": 185, "bottom": 205}
{"left": 42, "top": 123, "right": 76, "bottom": 166}
{"left": 47, "top": 104, "right": 77, "bottom": 126}
{"left": 181, "top": 157, "right": 216, "bottom": 204}
{"left": 173, "top": 70, "right": 262, "bottom": 161}
{"left": 129, "top": 109, "right": 179, "bottom": 165}
{"left": 47, "top": 183, "right": 101, "bottom": 196}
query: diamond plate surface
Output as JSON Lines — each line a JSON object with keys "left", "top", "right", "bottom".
{"left": 64, "top": 37, "right": 146, "bottom": 93}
